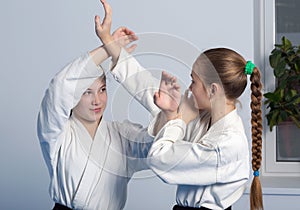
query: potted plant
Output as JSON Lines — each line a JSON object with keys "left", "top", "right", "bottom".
{"left": 264, "top": 36, "right": 300, "bottom": 131}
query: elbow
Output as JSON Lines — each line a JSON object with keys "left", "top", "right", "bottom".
{"left": 146, "top": 154, "right": 178, "bottom": 185}
{"left": 147, "top": 160, "right": 177, "bottom": 185}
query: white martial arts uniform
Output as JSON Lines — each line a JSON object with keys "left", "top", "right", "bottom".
{"left": 113, "top": 49, "right": 250, "bottom": 210}
{"left": 37, "top": 51, "right": 159, "bottom": 210}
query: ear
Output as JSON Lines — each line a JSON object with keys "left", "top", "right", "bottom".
{"left": 207, "top": 83, "right": 221, "bottom": 99}
{"left": 210, "top": 83, "right": 218, "bottom": 95}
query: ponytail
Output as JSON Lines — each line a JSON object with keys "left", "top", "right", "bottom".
{"left": 249, "top": 67, "right": 264, "bottom": 210}
{"left": 199, "top": 50, "right": 265, "bottom": 209}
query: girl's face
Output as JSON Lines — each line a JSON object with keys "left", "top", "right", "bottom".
{"left": 73, "top": 77, "right": 107, "bottom": 125}
{"left": 189, "top": 70, "right": 211, "bottom": 110}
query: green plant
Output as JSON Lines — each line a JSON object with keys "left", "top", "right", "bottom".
{"left": 264, "top": 36, "right": 300, "bottom": 131}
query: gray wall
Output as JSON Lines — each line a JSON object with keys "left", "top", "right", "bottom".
{"left": 0, "top": 0, "right": 254, "bottom": 209}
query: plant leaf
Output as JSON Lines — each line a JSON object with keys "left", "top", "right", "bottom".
{"left": 269, "top": 50, "right": 282, "bottom": 68}
{"left": 282, "top": 36, "right": 292, "bottom": 51}
{"left": 274, "top": 59, "right": 286, "bottom": 78}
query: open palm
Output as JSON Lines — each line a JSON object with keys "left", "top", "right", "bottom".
{"left": 95, "top": 0, "right": 138, "bottom": 53}
{"left": 154, "top": 71, "right": 181, "bottom": 114}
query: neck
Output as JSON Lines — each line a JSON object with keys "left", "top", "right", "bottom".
{"left": 210, "top": 97, "right": 235, "bottom": 125}
{"left": 73, "top": 114, "right": 101, "bottom": 139}
{"left": 84, "top": 122, "right": 99, "bottom": 139}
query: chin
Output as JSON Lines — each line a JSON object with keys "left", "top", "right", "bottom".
{"left": 89, "top": 114, "right": 103, "bottom": 123}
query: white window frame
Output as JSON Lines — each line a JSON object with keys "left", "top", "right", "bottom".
{"left": 254, "top": 0, "right": 300, "bottom": 177}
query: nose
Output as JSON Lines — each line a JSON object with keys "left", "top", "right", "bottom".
{"left": 93, "top": 93, "right": 101, "bottom": 105}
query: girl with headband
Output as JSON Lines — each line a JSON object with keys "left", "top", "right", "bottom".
{"left": 37, "top": 17, "right": 164, "bottom": 210}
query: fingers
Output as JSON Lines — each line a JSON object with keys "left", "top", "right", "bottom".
{"left": 94, "top": 15, "right": 101, "bottom": 30}
{"left": 123, "top": 27, "right": 134, "bottom": 35}
{"left": 173, "top": 83, "right": 181, "bottom": 91}
{"left": 126, "top": 44, "right": 137, "bottom": 53}
{"left": 122, "top": 35, "right": 136, "bottom": 45}
{"left": 161, "top": 71, "right": 178, "bottom": 87}
{"left": 101, "top": 0, "right": 110, "bottom": 12}
{"left": 101, "top": 0, "right": 112, "bottom": 24}
{"left": 112, "top": 26, "right": 138, "bottom": 50}
{"left": 123, "top": 28, "right": 139, "bottom": 41}
{"left": 119, "top": 27, "right": 139, "bottom": 42}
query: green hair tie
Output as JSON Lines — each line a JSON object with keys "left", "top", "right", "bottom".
{"left": 245, "top": 61, "right": 255, "bottom": 75}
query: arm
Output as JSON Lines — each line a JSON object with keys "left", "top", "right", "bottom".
{"left": 147, "top": 132, "right": 220, "bottom": 185}
{"left": 114, "top": 120, "right": 154, "bottom": 173}
{"left": 148, "top": 107, "right": 249, "bottom": 186}
{"left": 110, "top": 48, "right": 161, "bottom": 116}
{"left": 94, "top": 0, "right": 162, "bottom": 115}
{"left": 147, "top": 127, "right": 250, "bottom": 185}
{"left": 146, "top": 72, "right": 222, "bottom": 185}
{"left": 95, "top": 0, "right": 137, "bottom": 67}
{"left": 37, "top": 51, "right": 104, "bottom": 164}
{"left": 37, "top": 18, "right": 138, "bottom": 145}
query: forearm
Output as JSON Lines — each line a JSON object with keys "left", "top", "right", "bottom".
{"left": 100, "top": 35, "right": 121, "bottom": 68}
{"left": 111, "top": 48, "right": 160, "bottom": 115}
{"left": 89, "top": 45, "right": 110, "bottom": 66}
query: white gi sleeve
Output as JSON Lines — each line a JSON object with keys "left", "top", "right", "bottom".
{"left": 110, "top": 48, "right": 160, "bottom": 116}
{"left": 37, "top": 53, "right": 103, "bottom": 169}
{"left": 147, "top": 116, "right": 221, "bottom": 186}
{"left": 114, "top": 120, "right": 154, "bottom": 172}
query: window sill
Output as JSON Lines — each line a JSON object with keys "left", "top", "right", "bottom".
{"left": 244, "top": 176, "right": 300, "bottom": 195}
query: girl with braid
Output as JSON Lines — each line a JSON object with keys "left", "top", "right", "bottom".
{"left": 148, "top": 48, "right": 264, "bottom": 210}
{"left": 96, "top": 1, "right": 263, "bottom": 209}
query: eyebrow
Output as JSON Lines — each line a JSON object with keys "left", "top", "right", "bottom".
{"left": 96, "top": 84, "right": 106, "bottom": 90}
{"left": 99, "top": 84, "right": 106, "bottom": 88}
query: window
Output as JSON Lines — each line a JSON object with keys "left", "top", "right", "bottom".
{"left": 275, "top": 0, "right": 300, "bottom": 163}
{"left": 256, "top": 0, "right": 300, "bottom": 176}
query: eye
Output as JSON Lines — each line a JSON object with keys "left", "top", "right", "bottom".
{"left": 100, "top": 86, "right": 106, "bottom": 93}
{"left": 83, "top": 90, "right": 92, "bottom": 95}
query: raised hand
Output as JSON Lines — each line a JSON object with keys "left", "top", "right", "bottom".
{"left": 94, "top": 0, "right": 138, "bottom": 64}
{"left": 154, "top": 71, "right": 181, "bottom": 120}
{"left": 112, "top": 27, "right": 138, "bottom": 53}
{"left": 95, "top": 0, "right": 112, "bottom": 44}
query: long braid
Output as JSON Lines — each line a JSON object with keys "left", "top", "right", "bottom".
{"left": 249, "top": 67, "right": 263, "bottom": 210}
{"left": 199, "top": 48, "right": 264, "bottom": 209}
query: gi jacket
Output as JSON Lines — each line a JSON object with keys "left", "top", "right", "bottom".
{"left": 37, "top": 51, "right": 159, "bottom": 210}
{"left": 112, "top": 49, "right": 250, "bottom": 210}
{"left": 147, "top": 109, "right": 250, "bottom": 210}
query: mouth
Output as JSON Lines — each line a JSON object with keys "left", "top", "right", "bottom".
{"left": 92, "top": 108, "right": 102, "bottom": 113}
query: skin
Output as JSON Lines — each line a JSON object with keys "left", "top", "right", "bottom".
{"left": 189, "top": 67, "right": 236, "bottom": 125}
{"left": 95, "top": 0, "right": 182, "bottom": 134}
{"left": 189, "top": 70, "right": 211, "bottom": 111}
{"left": 154, "top": 71, "right": 181, "bottom": 120}
{"left": 69, "top": 0, "right": 137, "bottom": 139}
{"left": 73, "top": 77, "right": 107, "bottom": 139}
{"left": 95, "top": 0, "right": 138, "bottom": 66}
{"left": 95, "top": 0, "right": 233, "bottom": 128}
{"left": 156, "top": 64, "right": 236, "bottom": 128}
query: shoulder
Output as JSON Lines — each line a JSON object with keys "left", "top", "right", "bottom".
{"left": 113, "top": 119, "right": 144, "bottom": 129}
{"left": 109, "top": 120, "right": 145, "bottom": 135}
